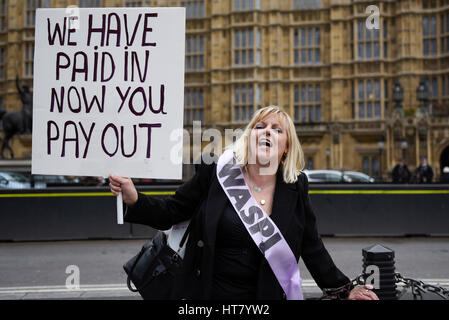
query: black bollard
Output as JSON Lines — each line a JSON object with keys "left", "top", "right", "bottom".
{"left": 362, "top": 244, "right": 397, "bottom": 300}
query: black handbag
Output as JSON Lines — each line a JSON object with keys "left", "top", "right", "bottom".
{"left": 123, "top": 165, "right": 212, "bottom": 299}
{"left": 123, "top": 223, "right": 192, "bottom": 300}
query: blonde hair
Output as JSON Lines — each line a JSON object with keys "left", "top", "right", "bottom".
{"left": 227, "top": 105, "right": 305, "bottom": 183}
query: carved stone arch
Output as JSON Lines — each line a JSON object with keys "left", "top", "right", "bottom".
{"left": 436, "top": 138, "right": 449, "bottom": 169}
{"left": 436, "top": 138, "right": 449, "bottom": 156}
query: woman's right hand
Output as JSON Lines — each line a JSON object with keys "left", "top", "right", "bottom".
{"left": 109, "top": 174, "right": 138, "bottom": 207}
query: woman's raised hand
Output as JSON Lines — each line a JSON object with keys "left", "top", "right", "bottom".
{"left": 109, "top": 174, "right": 138, "bottom": 207}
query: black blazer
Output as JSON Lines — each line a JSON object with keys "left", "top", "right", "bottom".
{"left": 125, "top": 160, "right": 350, "bottom": 300}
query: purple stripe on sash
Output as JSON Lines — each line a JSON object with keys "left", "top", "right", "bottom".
{"left": 216, "top": 149, "right": 304, "bottom": 300}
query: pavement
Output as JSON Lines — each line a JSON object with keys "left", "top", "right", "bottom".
{"left": 0, "top": 237, "right": 448, "bottom": 300}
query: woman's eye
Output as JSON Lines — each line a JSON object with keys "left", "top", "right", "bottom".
{"left": 255, "top": 124, "right": 264, "bottom": 129}
{"left": 274, "top": 128, "right": 282, "bottom": 133}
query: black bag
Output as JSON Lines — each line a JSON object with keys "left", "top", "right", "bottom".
{"left": 123, "top": 164, "right": 212, "bottom": 299}
{"left": 123, "top": 225, "right": 191, "bottom": 300}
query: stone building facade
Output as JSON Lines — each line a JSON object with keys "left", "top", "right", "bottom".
{"left": 1, "top": 0, "right": 449, "bottom": 181}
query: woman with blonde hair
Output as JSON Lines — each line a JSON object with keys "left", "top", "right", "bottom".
{"left": 109, "top": 105, "right": 377, "bottom": 300}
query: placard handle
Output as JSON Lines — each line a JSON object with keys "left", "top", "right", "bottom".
{"left": 117, "top": 192, "right": 124, "bottom": 225}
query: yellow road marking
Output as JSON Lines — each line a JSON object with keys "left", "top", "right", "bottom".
{"left": 309, "top": 190, "right": 449, "bottom": 195}
{"left": 0, "top": 191, "right": 176, "bottom": 198}
{"left": 0, "top": 190, "right": 448, "bottom": 198}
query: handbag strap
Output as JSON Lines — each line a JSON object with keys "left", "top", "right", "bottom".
{"left": 127, "top": 274, "right": 139, "bottom": 292}
{"left": 176, "top": 188, "right": 208, "bottom": 253}
{"left": 175, "top": 162, "right": 213, "bottom": 252}
{"left": 178, "top": 221, "right": 192, "bottom": 250}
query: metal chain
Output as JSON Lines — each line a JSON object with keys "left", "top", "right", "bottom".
{"left": 318, "top": 275, "right": 365, "bottom": 300}
{"left": 317, "top": 273, "right": 449, "bottom": 300}
{"left": 395, "top": 273, "right": 449, "bottom": 300}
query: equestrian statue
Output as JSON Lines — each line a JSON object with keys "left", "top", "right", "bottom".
{"left": 0, "top": 76, "right": 33, "bottom": 159}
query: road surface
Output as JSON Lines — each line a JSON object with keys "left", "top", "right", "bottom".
{"left": 0, "top": 237, "right": 448, "bottom": 300}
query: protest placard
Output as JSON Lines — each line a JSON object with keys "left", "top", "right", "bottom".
{"left": 32, "top": 7, "right": 186, "bottom": 223}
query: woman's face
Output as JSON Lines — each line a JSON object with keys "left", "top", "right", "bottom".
{"left": 248, "top": 113, "right": 289, "bottom": 170}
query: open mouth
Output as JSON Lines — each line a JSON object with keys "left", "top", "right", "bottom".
{"left": 258, "top": 139, "right": 272, "bottom": 148}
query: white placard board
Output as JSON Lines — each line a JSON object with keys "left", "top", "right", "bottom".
{"left": 32, "top": 7, "right": 185, "bottom": 180}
